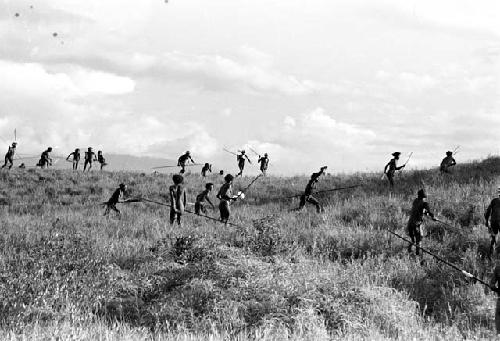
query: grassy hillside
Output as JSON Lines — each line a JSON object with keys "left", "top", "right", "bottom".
{"left": 1, "top": 157, "right": 500, "bottom": 340}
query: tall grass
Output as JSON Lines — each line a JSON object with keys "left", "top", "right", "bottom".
{"left": 0, "top": 157, "right": 499, "bottom": 339}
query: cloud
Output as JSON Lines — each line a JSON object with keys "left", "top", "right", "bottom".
{"left": 0, "top": 59, "right": 216, "bottom": 160}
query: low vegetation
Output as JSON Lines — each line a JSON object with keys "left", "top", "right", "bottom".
{"left": 0, "top": 157, "right": 499, "bottom": 340}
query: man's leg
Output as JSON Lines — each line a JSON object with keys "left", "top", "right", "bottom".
{"left": 415, "top": 224, "right": 422, "bottom": 256}
{"left": 299, "top": 195, "right": 306, "bottom": 210}
{"left": 307, "top": 196, "right": 322, "bottom": 213}
{"left": 496, "top": 298, "right": 500, "bottom": 335}
{"left": 195, "top": 202, "right": 201, "bottom": 215}
{"left": 170, "top": 208, "right": 176, "bottom": 225}
{"left": 408, "top": 225, "right": 415, "bottom": 253}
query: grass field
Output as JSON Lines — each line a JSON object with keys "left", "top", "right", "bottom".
{"left": 1, "top": 157, "right": 500, "bottom": 340}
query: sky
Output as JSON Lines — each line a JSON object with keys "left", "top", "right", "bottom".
{"left": 0, "top": 0, "right": 498, "bottom": 175}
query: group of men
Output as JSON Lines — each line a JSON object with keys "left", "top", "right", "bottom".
{"left": 383, "top": 151, "right": 457, "bottom": 187}
{"left": 0, "top": 142, "right": 108, "bottom": 171}
{"left": 175, "top": 149, "right": 270, "bottom": 178}
{"left": 66, "top": 147, "right": 107, "bottom": 171}
{"left": 104, "top": 173, "right": 240, "bottom": 225}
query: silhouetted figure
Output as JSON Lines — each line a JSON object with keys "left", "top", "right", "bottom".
{"left": 201, "top": 163, "right": 212, "bottom": 177}
{"left": 236, "top": 150, "right": 251, "bottom": 177}
{"left": 489, "top": 256, "right": 500, "bottom": 334}
{"left": 217, "top": 174, "right": 236, "bottom": 224}
{"left": 258, "top": 153, "right": 269, "bottom": 175}
{"left": 38, "top": 147, "right": 53, "bottom": 169}
{"left": 384, "top": 152, "right": 405, "bottom": 187}
{"left": 66, "top": 148, "right": 80, "bottom": 171}
{"left": 97, "top": 151, "right": 107, "bottom": 170}
{"left": 195, "top": 183, "right": 215, "bottom": 215}
{"left": 83, "top": 147, "right": 96, "bottom": 171}
{"left": 407, "top": 189, "right": 436, "bottom": 256}
{"left": 104, "top": 183, "right": 127, "bottom": 216}
{"left": 2, "top": 142, "right": 17, "bottom": 170}
{"left": 178, "top": 151, "right": 195, "bottom": 174}
{"left": 169, "top": 174, "right": 187, "bottom": 225}
{"left": 486, "top": 188, "right": 500, "bottom": 256}
{"left": 298, "top": 166, "right": 327, "bottom": 213}
{"left": 440, "top": 151, "right": 456, "bottom": 173}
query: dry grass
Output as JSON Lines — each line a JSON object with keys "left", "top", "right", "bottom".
{"left": 0, "top": 157, "right": 500, "bottom": 340}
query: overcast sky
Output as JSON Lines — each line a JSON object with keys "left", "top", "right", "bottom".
{"left": 0, "top": 0, "right": 498, "bottom": 174}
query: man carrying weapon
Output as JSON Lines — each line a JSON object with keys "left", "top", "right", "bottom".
{"left": 178, "top": 151, "right": 195, "bottom": 174}
{"left": 407, "top": 189, "right": 436, "bottom": 256}
{"left": 298, "top": 166, "right": 327, "bottom": 213}
{"left": 104, "top": 183, "right": 127, "bottom": 216}
{"left": 195, "top": 183, "right": 215, "bottom": 215}
{"left": 66, "top": 148, "right": 80, "bottom": 171}
{"left": 236, "top": 150, "right": 252, "bottom": 177}
{"left": 201, "top": 163, "right": 212, "bottom": 177}
{"left": 2, "top": 142, "right": 17, "bottom": 170}
{"left": 217, "top": 174, "right": 238, "bottom": 224}
{"left": 258, "top": 153, "right": 269, "bottom": 175}
{"left": 384, "top": 152, "right": 406, "bottom": 187}
{"left": 83, "top": 147, "right": 97, "bottom": 172}
{"left": 486, "top": 187, "right": 500, "bottom": 256}
{"left": 440, "top": 151, "right": 457, "bottom": 173}
{"left": 169, "top": 174, "right": 187, "bottom": 225}
{"left": 38, "top": 147, "right": 53, "bottom": 169}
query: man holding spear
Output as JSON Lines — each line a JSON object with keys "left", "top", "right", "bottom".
{"left": 178, "top": 151, "right": 195, "bottom": 174}
{"left": 383, "top": 152, "right": 410, "bottom": 187}
{"left": 440, "top": 151, "right": 457, "bottom": 173}
{"left": 407, "top": 189, "right": 437, "bottom": 256}
{"left": 485, "top": 187, "right": 500, "bottom": 256}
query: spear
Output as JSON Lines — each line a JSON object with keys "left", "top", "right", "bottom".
{"left": 249, "top": 147, "right": 260, "bottom": 157}
{"left": 223, "top": 148, "right": 237, "bottom": 156}
{"left": 384, "top": 228, "right": 494, "bottom": 290}
{"left": 152, "top": 163, "right": 202, "bottom": 170}
{"left": 268, "top": 184, "right": 362, "bottom": 200}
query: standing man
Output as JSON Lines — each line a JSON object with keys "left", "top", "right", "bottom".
{"left": 169, "top": 174, "right": 187, "bottom": 225}
{"left": 201, "top": 163, "right": 212, "bottom": 177}
{"left": 236, "top": 150, "right": 252, "bottom": 177}
{"left": 97, "top": 151, "right": 107, "bottom": 170}
{"left": 2, "top": 142, "right": 17, "bottom": 170}
{"left": 258, "top": 153, "right": 270, "bottom": 175}
{"left": 440, "top": 151, "right": 457, "bottom": 173}
{"left": 83, "top": 147, "right": 97, "bottom": 172}
{"left": 38, "top": 147, "right": 53, "bottom": 169}
{"left": 104, "top": 183, "right": 127, "bottom": 216}
{"left": 66, "top": 148, "right": 80, "bottom": 171}
{"left": 217, "top": 174, "right": 237, "bottom": 224}
{"left": 407, "top": 189, "right": 436, "bottom": 256}
{"left": 384, "top": 152, "right": 405, "bottom": 187}
{"left": 178, "top": 151, "right": 195, "bottom": 174}
{"left": 298, "top": 166, "right": 327, "bottom": 213}
{"left": 195, "top": 183, "right": 215, "bottom": 215}
{"left": 485, "top": 187, "right": 500, "bottom": 256}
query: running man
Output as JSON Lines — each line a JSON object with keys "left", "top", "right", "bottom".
{"left": 2, "top": 142, "right": 17, "bottom": 170}
{"left": 97, "top": 151, "right": 107, "bottom": 170}
{"left": 258, "top": 153, "right": 269, "bottom": 175}
{"left": 104, "top": 183, "right": 127, "bottom": 216}
{"left": 178, "top": 151, "right": 195, "bottom": 174}
{"left": 195, "top": 183, "right": 215, "bottom": 215}
{"left": 236, "top": 150, "right": 252, "bottom": 177}
{"left": 384, "top": 152, "right": 405, "bottom": 187}
{"left": 83, "top": 147, "right": 97, "bottom": 172}
{"left": 66, "top": 148, "right": 80, "bottom": 171}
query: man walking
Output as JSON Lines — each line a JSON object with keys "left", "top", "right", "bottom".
{"left": 485, "top": 187, "right": 500, "bottom": 255}
{"left": 258, "top": 153, "right": 269, "bottom": 175}
{"left": 2, "top": 142, "right": 17, "bottom": 170}
{"left": 440, "top": 151, "right": 457, "bottom": 173}
{"left": 66, "top": 148, "right": 80, "bottom": 170}
{"left": 384, "top": 152, "right": 405, "bottom": 187}
{"left": 236, "top": 150, "right": 252, "bottom": 177}
{"left": 178, "top": 151, "right": 195, "bottom": 174}
{"left": 407, "top": 189, "right": 436, "bottom": 256}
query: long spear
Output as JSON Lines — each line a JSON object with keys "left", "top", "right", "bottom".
{"left": 234, "top": 173, "right": 263, "bottom": 200}
{"left": 268, "top": 184, "right": 362, "bottom": 200}
{"left": 152, "top": 163, "right": 202, "bottom": 170}
{"left": 384, "top": 228, "right": 494, "bottom": 290}
{"left": 223, "top": 147, "right": 237, "bottom": 156}
{"left": 249, "top": 147, "right": 260, "bottom": 157}
{"left": 139, "top": 197, "right": 247, "bottom": 229}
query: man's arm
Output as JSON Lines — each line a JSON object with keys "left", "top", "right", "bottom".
{"left": 424, "top": 202, "right": 436, "bottom": 220}
{"left": 66, "top": 153, "right": 72, "bottom": 161}
{"left": 206, "top": 196, "right": 214, "bottom": 208}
